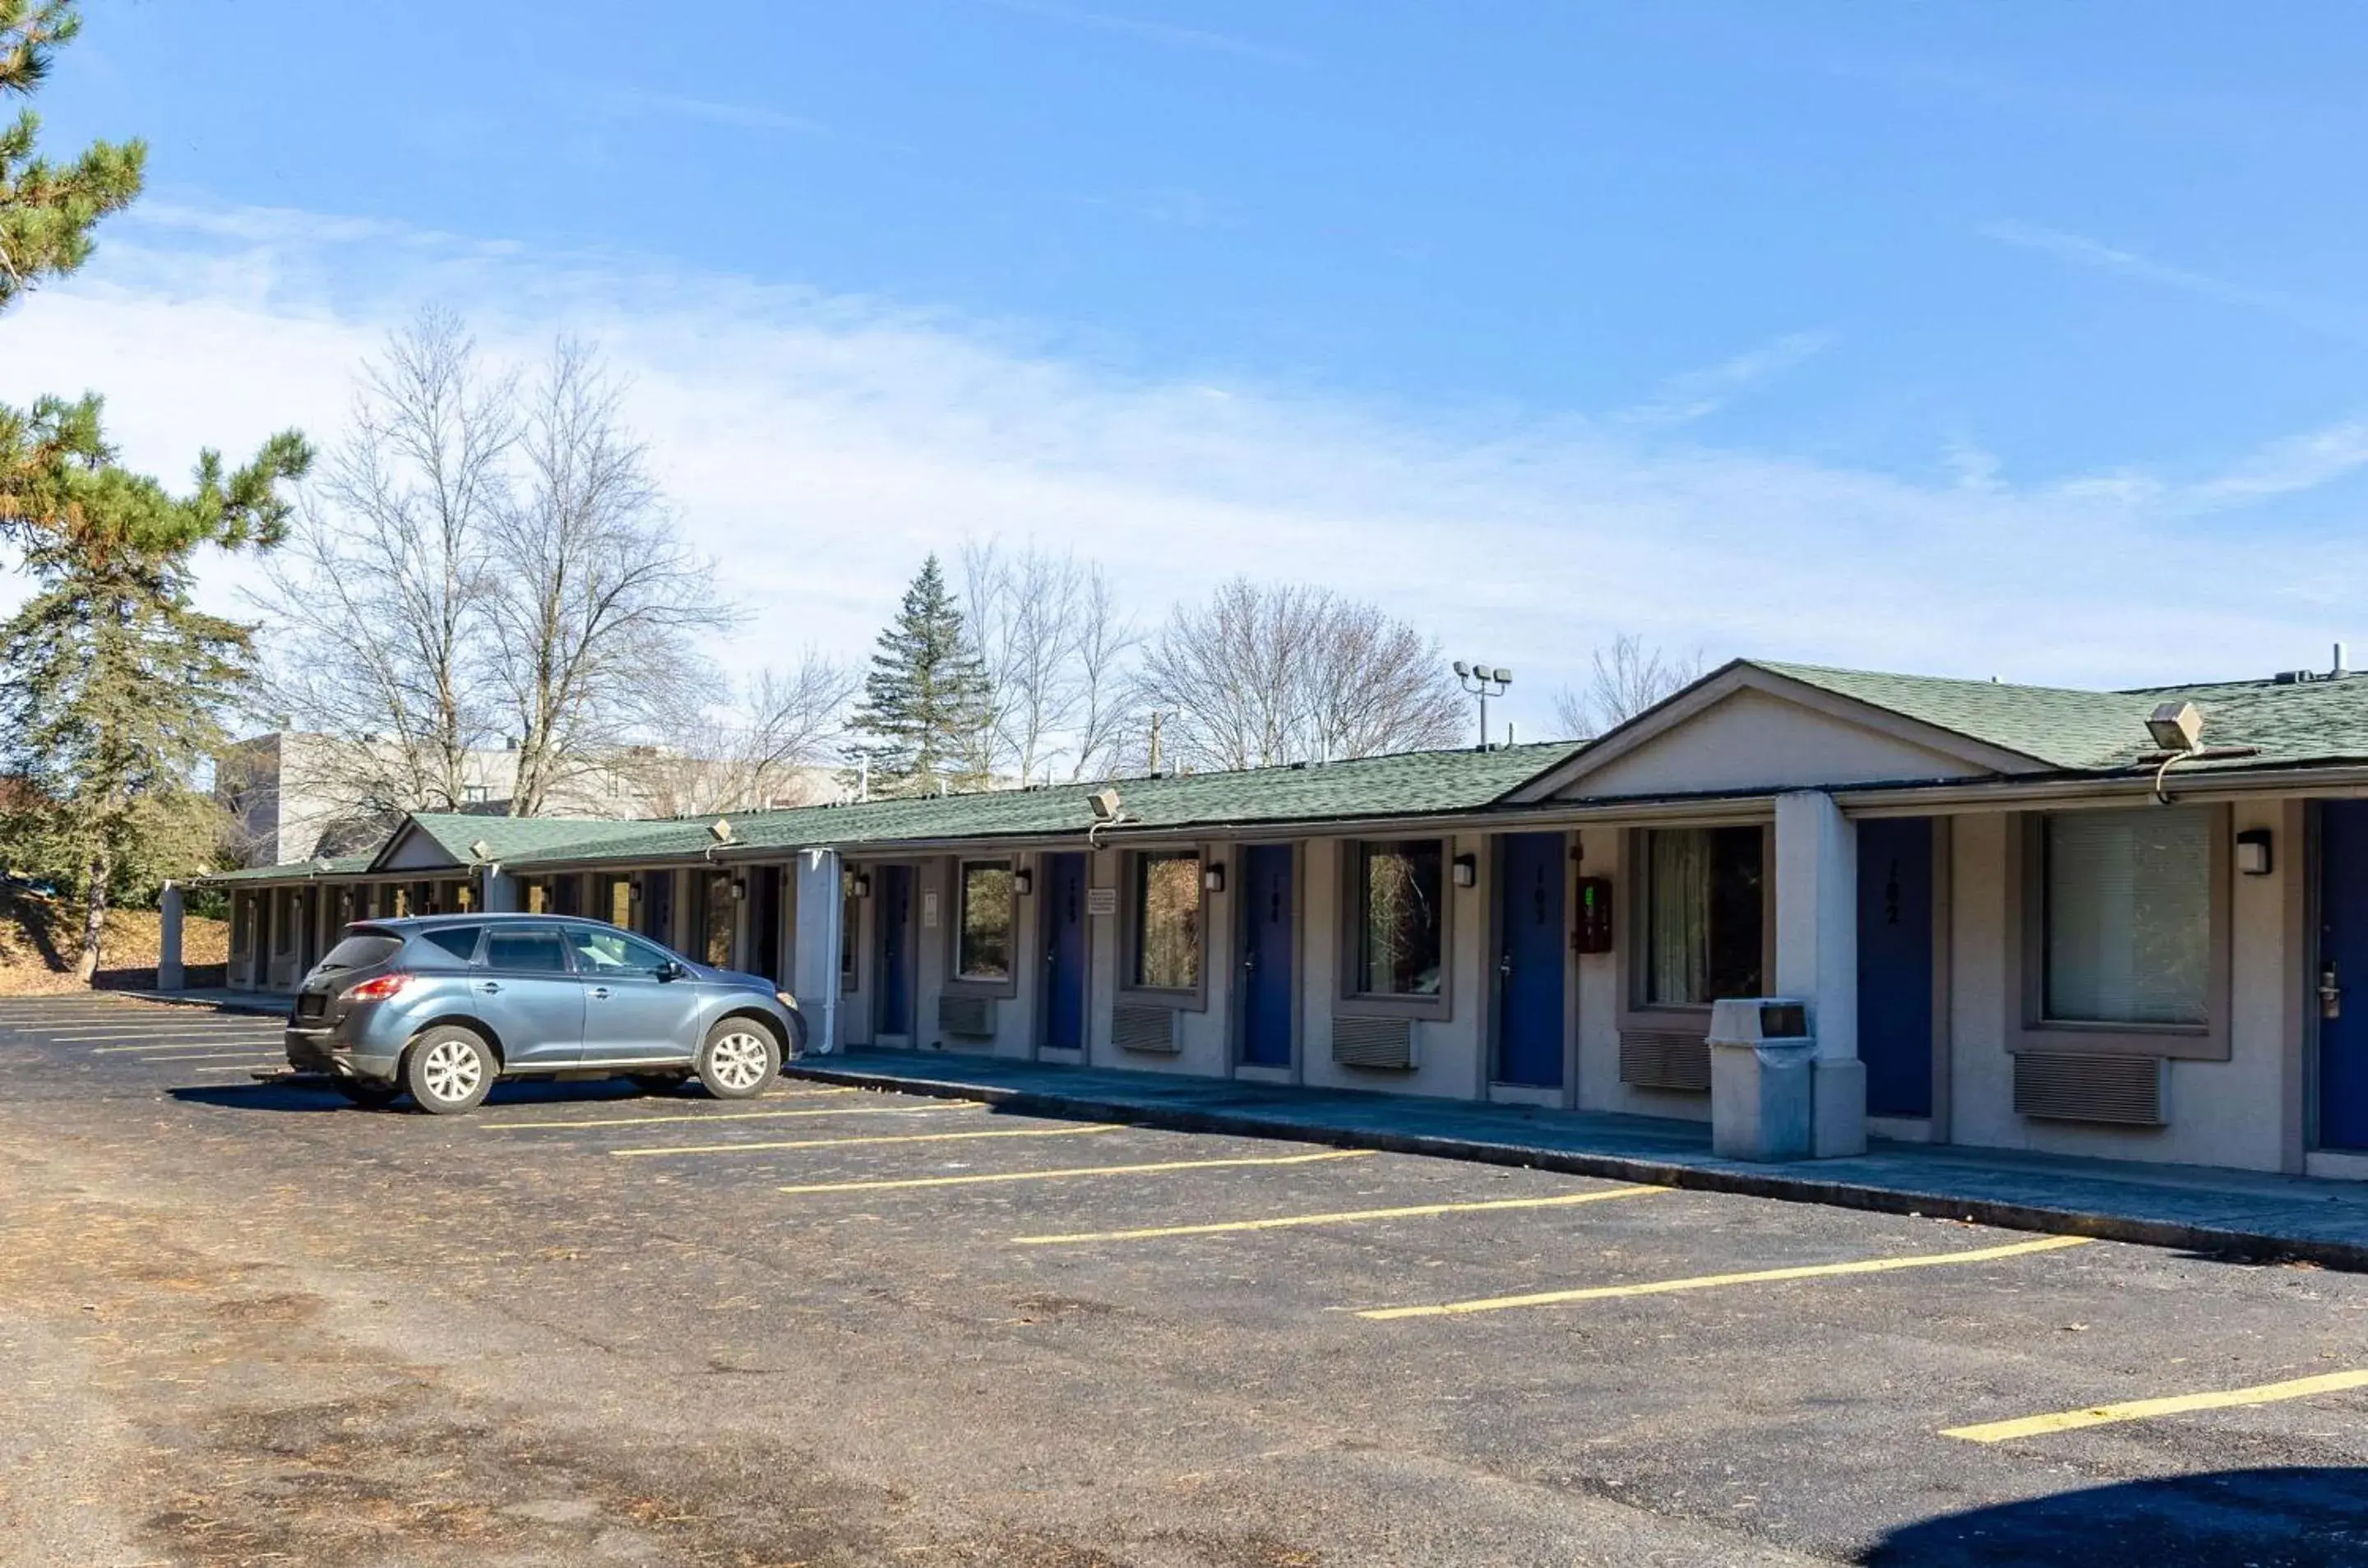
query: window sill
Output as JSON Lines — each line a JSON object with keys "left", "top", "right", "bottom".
{"left": 2013, "top": 1022, "right": 2228, "bottom": 1062}
{"left": 943, "top": 976, "right": 1018, "bottom": 1001}
{"left": 1336, "top": 993, "right": 1450, "bottom": 1023}
{"left": 1117, "top": 986, "right": 1205, "bottom": 1014}
{"left": 1617, "top": 1005, "right": 1713, "bottom": 1038}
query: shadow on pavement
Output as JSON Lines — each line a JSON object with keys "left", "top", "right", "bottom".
{"left": 168, "top": 1079, "right": 683, "bottom": 1114}
{"left": 1863, "top": 1466, "right": 2368, "bottom": 1566}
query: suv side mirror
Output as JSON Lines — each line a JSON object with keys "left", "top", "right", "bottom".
{"left": 656, "top": 959, "right": 687, "bottom": 982}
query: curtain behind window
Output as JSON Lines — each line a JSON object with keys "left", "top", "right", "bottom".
{"left": 1646, "top": 829, "right": 1710, "bottom": 1004}
{"left": 2045, "top": 807, "right": 2209, "bottom": 1025}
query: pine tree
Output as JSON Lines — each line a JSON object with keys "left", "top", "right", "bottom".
{"left": 2, "top": 2, "right": 147, "bottom": 542}
{"left": 849, "top": 554, "right": 994, "bottom": 796}
{"left": 0, "top": 2, "right": 145, "bottom": 315}
{"left": 0, "top": 396, "right": 311, "bottom": 978}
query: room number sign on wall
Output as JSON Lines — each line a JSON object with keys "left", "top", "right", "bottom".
{"left": 921, "top": 891, "right": 941, "bottom": 928}
{"left": 1085, "top": 887, "right": 1118, "bottom": 917}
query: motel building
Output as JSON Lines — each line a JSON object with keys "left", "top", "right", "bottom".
{"left": 185, "top": 656, "right": 2368, "bottom": 1186}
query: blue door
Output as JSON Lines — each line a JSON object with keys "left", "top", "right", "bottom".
{"left": 639, "top": 871, "right": 674, "bottom": 948}
{"left": 1856, "top": 816, "right": 1935, "bottom": 1119}
{"left": 876, "top": 865, "right": 913, "bottom": 1038}
{"left": 1495, "top": 832, "right": 1566, "bottom": 1088}
{"left": 1239, "top": 844, "right": 1294, "bottom": 1067}
{"left": 2319, "top": 803, "right": 2368, "bottom": 1149}
{"left": 1042, "top": 853, "right": 1088, "bottom": 1055}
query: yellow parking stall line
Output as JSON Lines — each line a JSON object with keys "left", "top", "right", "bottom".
{"left": 611, "top": 1122, "right": 1126, "bottom": 1159}
{"left": 780, "top": 1149, "right": 1377, "bottom": 1195}
{"left": 1014, "top": 1182, "right": 1666, "bottom": 1245}
{"left": 1360, "top": 1233, "right": 2093, "bottom": 1321}
{"left": 60, "top": 1029, "right": 275, "bottom": 1041}
{"left": 1943, "top": 1368, "right": 2368, "bottom": 1444}
{"left": 481, "top": 1097, "right": 968, "bottom": 1131}
{"left": 195, "top": 1064, "right": 280, "bottom": 1074}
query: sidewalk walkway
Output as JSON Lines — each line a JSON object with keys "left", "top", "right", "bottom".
{"left": 787, "top": 1049, "right": 2368, "bottom": 1272}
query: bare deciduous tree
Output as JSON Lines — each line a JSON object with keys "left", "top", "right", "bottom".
{"left": 488, "top": 337, "right": 735, "bottom": 816}
{"left": 247, "top": 308, "right": 514, "bottom": 819}
{"left": 615, "top": 651, "right": 858, "bottom": 817}
{"left": 250, "top": 316, "right": 741, "bottom": 835}
{"left": 1552, "top": 634, "right": 1708, "bottom": 738}
{"left": 1134, "top": 578, "right": 1464, "bottom": 771}
{"left": 959, "top": 539, "right": 1140, "bottom": 783}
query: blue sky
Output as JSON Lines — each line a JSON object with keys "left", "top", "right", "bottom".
{"left": 12, "top": 1, "right": 2368, "bottom": 724}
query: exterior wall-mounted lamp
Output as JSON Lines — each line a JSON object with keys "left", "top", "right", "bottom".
{"left": 2236, "top": 828, "right": 2273, "bottom": 877}
{"left": 1202, "top": 862, "right": 1226, "bottom": 894}
{"left": 1451, "top": 853, "right": 1478, "bottom": 888}
{"left": 851, "top": 871, "right": 873, "bottom": 899}
{"left": 728, "top": 876, "right": 747, "bottom": 901}
{"left": 1013, "top": 867, "right": 1035, "bottom": 896}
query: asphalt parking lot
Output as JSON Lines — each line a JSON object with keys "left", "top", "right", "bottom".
{"left": 2, "top": 997, "right": 2365, "bottom": 1567}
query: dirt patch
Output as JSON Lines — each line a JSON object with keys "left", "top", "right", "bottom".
{"left": 0, "top": 886, "right": 228, "bottom": 996}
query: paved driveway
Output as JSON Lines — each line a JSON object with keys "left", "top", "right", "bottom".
{"left": 2, "top": 996, "right": 2364, "bottom": 1566}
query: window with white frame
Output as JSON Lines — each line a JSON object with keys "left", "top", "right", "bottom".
{"left": 956, "top": 860, "right": 1015, "bottom": 982}
{"left": 1640, "top": 826, "right": 1764, "bottom": 1006}
{"left": 1353, "top": 840, "right": 1445, "bottom": 997}
{"left": 1129, "top": 851, "right": 1201, "bottom": 991}
{"left": 2042, "top": 806, "right": 2209, "bottom": 1027}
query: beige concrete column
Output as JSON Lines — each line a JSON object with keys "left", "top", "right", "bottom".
{"left": 158, "top": 881, "right": 186, "bottom": 992}
{"left": 1775, "top": 790, "right": 1866, "bottom": 1157}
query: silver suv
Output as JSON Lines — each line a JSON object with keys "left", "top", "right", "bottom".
{"left": 284, "top": 914, "right": 805, "bottom": 1114}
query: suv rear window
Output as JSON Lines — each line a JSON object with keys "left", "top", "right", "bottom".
{"left": 418, "top": 925, "right": 484, "bottom": 963}
{"left": 317, "top": 932, "right": 402, "bottom": 972}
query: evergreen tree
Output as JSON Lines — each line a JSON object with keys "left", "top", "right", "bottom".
{"left": 849, "top": 554, "right": 994, "bottom": 795}
{"left": 0, "top": 2, "right": 144, "bottom": 315}
{"left": 0, "top": 396, "right": 310, "bottom": 978}
{"left": 2, "top": 2, "right": 147, "bottom": 541}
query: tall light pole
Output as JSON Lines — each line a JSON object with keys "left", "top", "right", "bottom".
{"left": 1455, "top": 660, "right": 1512, "bottom": 751}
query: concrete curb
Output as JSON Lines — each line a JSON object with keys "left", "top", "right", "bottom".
{"left": 784, "top": 1060, "right": 2368, "bottom": 1275}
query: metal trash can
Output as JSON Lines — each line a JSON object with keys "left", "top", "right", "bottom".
{"left": 1708, "top": 997, "right": 1815, "bottom": 1162}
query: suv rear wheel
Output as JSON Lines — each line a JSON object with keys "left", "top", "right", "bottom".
{"left": 696, "top": 1019, "right": 779, "bottom": 1099}
{"left": 405, "top": 1026, "right": 496, "bottom": 1115}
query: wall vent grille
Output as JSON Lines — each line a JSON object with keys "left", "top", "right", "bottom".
{"left": 1112, "top": 1004, "right": 1179, "bottom": 1054}
{"left": 2013, "top": 1052, "right": 2166, "bottom": 1126}
{"left": 1620, "top": 1029, "right": 1712, "bottom": 1094}
{"left": 937, "top": 995, "right": 997, "bottom": 1038}
{"left": 1333, "top": 1015, "right": 1414, "bottom": 1070}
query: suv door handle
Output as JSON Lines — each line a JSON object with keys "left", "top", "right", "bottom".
{"left": 590, "top": 986, "right": 612, "bottom": 1000}
{"left": 474, "top": 979, "right": 502, "bottom": 994}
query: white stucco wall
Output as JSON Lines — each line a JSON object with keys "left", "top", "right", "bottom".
{"left": 1945, "top": 805, "right": 2294, "bottom": 1172}
{"left": 1297, "top": 830, "right": 1490, "bottom": 1100}
{"left": 1559, "top": 688, "right": 1990, "bottom": 799}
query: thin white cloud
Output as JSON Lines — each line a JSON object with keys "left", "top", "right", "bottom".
{"left": 1621, "top": 330, "right": 1834, "bottom": 427}
{"left": 6, "top": 202, "right": 2368, "bottom": 729}
{"left": 1982, "top": 220, "right": 2366, "bottom": 341}
{"left": 576, "top": 83, "right": 824, "bottom": 136}
{"left": 973, "top": 0, "right": 1300, "bottom": 64}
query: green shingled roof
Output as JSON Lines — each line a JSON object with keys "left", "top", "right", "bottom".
{"left": 1759, "top": 659, "right": 2368, "bottom": 775}
{"left": 503, "top": 741, "right": 1585, "bottom": 869}
{"left": 392, "top": 812, "right": 660, "bottom": 868}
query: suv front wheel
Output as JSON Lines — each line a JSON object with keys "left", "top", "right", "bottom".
{"left": 405, "top": 1025, "right": 496, "bottom": 1115}
{"left": 696, "top": 1019, "right": 779, "bottom": 1099}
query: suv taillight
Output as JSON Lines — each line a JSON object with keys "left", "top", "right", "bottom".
{"left": 344, "top": 972, "right": 414, "bottom": 1003}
